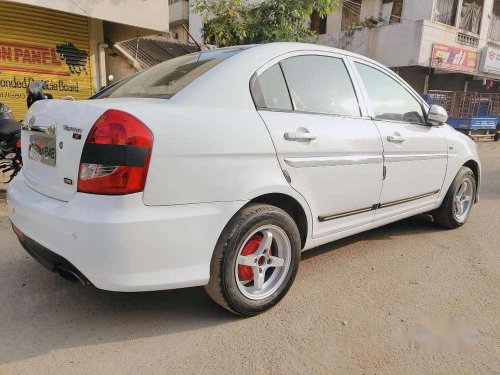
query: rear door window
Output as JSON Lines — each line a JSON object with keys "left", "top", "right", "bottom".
{"left": 280, "top": 55, "right": 361, "bottom": 117}
{"left": 252, "top": 64, "right": 293, "bottom": 111}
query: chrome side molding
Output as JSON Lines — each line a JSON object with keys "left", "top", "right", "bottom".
{"left": 318, "top": 190, "right": 440, "bottom": 222}
{"left": 318, "top": 205, "right": 378, "bottom": 222}
{"left": 378, "top": 190, "right": 440, "bottom": 208}
{"left": 285, "top": 154, "right": 382, "bottom": 168}
{"left": 384, "top": 153, "right": 448, "bottom": 162}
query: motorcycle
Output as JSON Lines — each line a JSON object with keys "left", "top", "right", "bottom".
{"left": 0, "top": 81, "right": 52, "bottom": 183}
{"left": 0, "top": 103, "right": 21, "bottom": 183}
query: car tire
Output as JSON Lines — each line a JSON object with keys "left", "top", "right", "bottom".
{"left": 432, "top": 166, "right": 476, "bottom": 229}
{"left": 494, "top": 127, "right": 499, "bottom": 141}
{"left": 205, "top": 203, "right": 301, "bottom": 316}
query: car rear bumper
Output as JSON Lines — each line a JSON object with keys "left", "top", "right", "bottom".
{"left": 7, "top": 172, "right": 245, "bottom": 292}
{"left": 13, "top": 224, "right": 91, "bottom": 285}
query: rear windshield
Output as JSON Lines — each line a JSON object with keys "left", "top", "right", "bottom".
{"left": 95, "top": 47, "right": 249, "bottom": 99}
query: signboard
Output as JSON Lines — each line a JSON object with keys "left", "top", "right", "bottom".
{"left": 479, "top": 47, "right": 500, "bottom": 75}
{"left": 431, "top": 43, "right": 479, "bottom": 73}
{"left": 471, "top": 117, "right": 498, "bottom": 130}
{"left": 0, "top": 1, "right": 94, "bottom": 119}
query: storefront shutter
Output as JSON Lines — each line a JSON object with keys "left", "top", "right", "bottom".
{"left": 0, "top": 1, "right": 94, "bottom": 119}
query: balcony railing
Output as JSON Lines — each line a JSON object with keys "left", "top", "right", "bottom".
{"left": 456, "top": 31, "right": 479, "bottom": 47}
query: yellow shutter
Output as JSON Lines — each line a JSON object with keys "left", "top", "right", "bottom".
{"left": 0, "top": 2, "right": 94, "bottom": 119}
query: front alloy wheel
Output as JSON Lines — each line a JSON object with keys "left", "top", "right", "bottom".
{"left": 454, "top": 179, "right": 473, "bottom": 222}
{"left": 205, "top": 203, "right": 301, "bottom": 316}
{"left": 433, "top": 166, "right": 476, "bottom": 228}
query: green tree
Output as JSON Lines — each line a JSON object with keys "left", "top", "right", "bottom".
{"left": 192, "top": 0, "right": 339, "bottom": 47}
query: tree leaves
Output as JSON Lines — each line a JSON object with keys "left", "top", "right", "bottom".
{"left": 193, "top": 0, "right": 339, "bottom": 46}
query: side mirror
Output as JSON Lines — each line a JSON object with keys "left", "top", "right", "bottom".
{"left": 427, "top": 104, "right": 448, "bottom": 126}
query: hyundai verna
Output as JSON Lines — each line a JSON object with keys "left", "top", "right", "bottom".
{"left": 7, "top": 43, "right": 481, "bottom": 315}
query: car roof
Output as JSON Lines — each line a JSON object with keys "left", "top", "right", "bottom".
{"left": 240, "top": 42, "right": 385, "bottom": 69}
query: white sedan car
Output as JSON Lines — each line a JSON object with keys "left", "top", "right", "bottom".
{"left": 8, "top": 43, "right": 480, "bottom": 315}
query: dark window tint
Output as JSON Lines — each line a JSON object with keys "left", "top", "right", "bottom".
{"left": 96, "top": 47, "right": 249, "bottom": 99}
{"left": 355, "top": 63, "right": 425, "bottom": 124}
{"left": 252, "top": 64, "right": 292, "bottom": 110}
{"left": 280, "top": 55, "right": 360, "bottom": 117}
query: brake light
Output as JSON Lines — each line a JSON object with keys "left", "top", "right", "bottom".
{"left": 78, "top": 109, "right": 153, "bottom": 195}
{"left": 16, "top": 138, "right": 21, "bottom": 149}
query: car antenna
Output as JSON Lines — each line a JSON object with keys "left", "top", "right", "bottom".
{"left": 182, "top": 24, "right": 202, "bottom": 51}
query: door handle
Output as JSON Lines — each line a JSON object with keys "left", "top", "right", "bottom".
{"left": 284, "top": 132, "right": 317, "bottom": 141}
{"left": 387, "top": 134, "right": 407, "bottom": 143}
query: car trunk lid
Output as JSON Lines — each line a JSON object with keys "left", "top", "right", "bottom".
{"left": 21, "top": 100, "right": 108, "bottom": 201}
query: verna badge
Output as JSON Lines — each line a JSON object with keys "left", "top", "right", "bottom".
{"left": 63, "top": 125, "right": 83, "bottom": 140}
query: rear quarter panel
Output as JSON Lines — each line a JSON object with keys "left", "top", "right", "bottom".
{"left": 137, "top": 105, "right": 292, "bottom": 206}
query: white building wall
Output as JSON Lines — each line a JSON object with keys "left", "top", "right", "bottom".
{"left": 5, "top": 0, "right": 169, "bottom": 32}
{"left": 321, "top": 0, "right": 498, "bottom": 69}
{"left": 401, "top": 0, "right": 434, "bottom": 22}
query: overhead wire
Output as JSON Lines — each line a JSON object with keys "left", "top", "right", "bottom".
{"left": 69, "top": 0, "right": 93, "bottom": 19}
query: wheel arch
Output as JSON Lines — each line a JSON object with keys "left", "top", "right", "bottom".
{"left": 463, "top": 159, "right": 480, "bottom": 202}
{"left": 247, "top": 193, "right": 310, "bottom": 248}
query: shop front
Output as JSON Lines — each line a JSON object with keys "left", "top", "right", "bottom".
{"left": 423, "top": 43, "right": 499, "bottom": 139}
{"left": 0, "top": 2, "right": 94, "bottom": 119}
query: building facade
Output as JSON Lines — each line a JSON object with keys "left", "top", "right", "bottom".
{"left": 183, "top": 0, "right": 500, "bottom": 94}
{"left": 319, "top": 0, "right": 500, "bottom": 94}
{"left": 0, "top": 0, "right": 169, "bottom": 119}
{"left": 169, "top": 0, "right": 190, "bottom": 41}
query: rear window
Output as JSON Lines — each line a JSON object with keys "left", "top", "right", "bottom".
{"left": 95, "top": 47, "right": 249, "bottom": 99}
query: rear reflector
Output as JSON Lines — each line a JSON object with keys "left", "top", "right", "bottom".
{"left": 11, "top": 222, "right": 24, "bottom": 240}
{"left": 78, "top": 110, "right": 153, "bottom": 195}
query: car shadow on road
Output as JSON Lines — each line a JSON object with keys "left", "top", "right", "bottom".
{"left": 0, "top": 214, "right": 442, "bottom": 364}
{"left": 0, "top": 261, "right": 239, "bottom": 364}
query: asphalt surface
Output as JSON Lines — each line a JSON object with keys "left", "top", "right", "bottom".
{"left": 0, "top": 143, "right": 499, "bottom": 374}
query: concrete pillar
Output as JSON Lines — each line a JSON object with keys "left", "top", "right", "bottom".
{"left": 424, "top": 73, "right": 430, "bottom": 94}
{"left": 89, "top": 19, "right": 105, "bottom": 92}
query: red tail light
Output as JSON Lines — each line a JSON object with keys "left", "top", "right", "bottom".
{"left": 16, "top": 138, "right": 21, "bottom": 149}
{"left": 78, "top": 109, "right": 153, "bottom": 195}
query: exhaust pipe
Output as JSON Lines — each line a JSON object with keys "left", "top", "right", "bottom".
{"left": 55, "top": 266, "right": 87, "bottom": 285}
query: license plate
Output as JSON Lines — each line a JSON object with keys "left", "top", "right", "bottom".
{"left": 28, "top": 134, "right": 56, "bottom": 167}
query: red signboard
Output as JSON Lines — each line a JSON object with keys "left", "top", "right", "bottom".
{"left": 431, "top": 43, "right": 479, "bottom": 73}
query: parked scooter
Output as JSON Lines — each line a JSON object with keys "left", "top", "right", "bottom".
{"left": 0, "top": 103, "right": 22, "bottom": 183}
{"left": 0, "top": 81, "right": 52, "bottom": 183}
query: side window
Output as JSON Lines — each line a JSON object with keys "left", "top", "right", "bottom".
{"left": 252, "top": 64, "right": 293, "bottom": 111}
{"left": 280, "top": 55, "right": 360, "bottom": 117}
{"left": 355, "top": 63, "right": 425, "bottom": 124}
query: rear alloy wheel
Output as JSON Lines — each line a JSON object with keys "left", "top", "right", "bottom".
{"left": 433, "top": 166, "right": 476, "bottom": 229}
{"left": 205, "top": 203, "right": 301, "bottom": 316}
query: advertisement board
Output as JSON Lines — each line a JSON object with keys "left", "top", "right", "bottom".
{"left": 431, "top": 43, "right": 479, "bottom": 73}
{"left": 479, "top": 47, "right": 500, "bottom": 75}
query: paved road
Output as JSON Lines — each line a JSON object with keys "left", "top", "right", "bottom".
{"left": 0, "top": 143, "right": 499, "bottom": 374}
